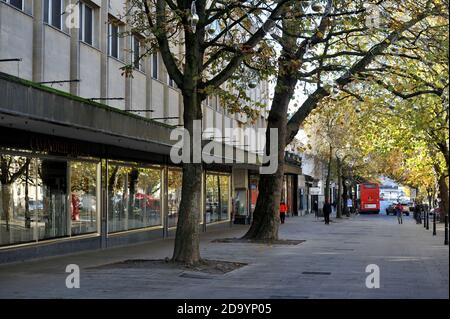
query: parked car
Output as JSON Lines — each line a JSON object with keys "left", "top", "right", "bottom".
{"left": 400, "top": 203, "right": 410, "bottom": 216}
{"left": 385, "top": 203, "right": 396, "bottom": 215}
{"left": 386, "top": 203, "right": 410, "bottom": 216}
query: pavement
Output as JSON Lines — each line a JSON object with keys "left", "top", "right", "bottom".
{"left": 0, "top": 212, "right": 448, "bottom": 299}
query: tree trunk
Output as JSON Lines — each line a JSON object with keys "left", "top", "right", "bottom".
{"left": 243, "top": 163, "right": 285, "bottom": 240}
{"left": 1, "top": 183, "right": 12, "bottom": 231}
{"left": 128, "top": 169, "right": 139, "bottom": 221}
{"left": 172, "top": 92, "right": 203, "bottom": 264}
{"left": 438, "top": 174, "right": 449, "bottom": 222}
{"left": 342, "top": 177, "right": 348, "bottom": 216}
{"left": 336, "top": 160, "right": 342, "bottom": 218}
{"left": 324, "top": 145, "right": 332, "bottom": 202}
{"left": 25, "top": 162, "right": 30, "bottom": 228}
{"left": 242, "top": 72, "right": 296, "bottom": 240}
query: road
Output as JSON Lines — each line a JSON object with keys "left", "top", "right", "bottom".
{"left": 0, "top": 212, "right": 448, "bottom": 299}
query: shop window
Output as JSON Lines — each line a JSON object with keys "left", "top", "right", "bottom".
{"left": 205, "top": 174, "right": 230, "bottom": 224}
{"left": 167, "top": 169, "right": 182, "bottom": 228}
{"left": 0, "top": 155, "right": 36, "bottom": 246}
{"left": 108, "top": 163, "right": 162, "bottom": 233}
{"left": 35, "top": 158, "right": 69, "bottom": 241}
{"left": 70, "top": 161, "right": 99, "bottom": 236}
{"left": 1, "top": 152, "right": 101, "bottom": 248}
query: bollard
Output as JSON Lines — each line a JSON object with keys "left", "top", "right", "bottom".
{"left": 426, "top": 212, "right": 429, "bottom": 230}
{"left": 433, "top": 212, "right": 436, "bottom": 236}
{"left": 445, "top": 215, "right": 448, "bottom": 245}
{"left": 423, "top": 211, "right": 426, "bottom": 228}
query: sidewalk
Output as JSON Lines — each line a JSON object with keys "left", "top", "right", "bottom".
{"left": 0, "top": 213, "right": 448, "bottom": 299}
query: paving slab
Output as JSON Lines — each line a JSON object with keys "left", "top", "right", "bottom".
{"left": 0, "top": 213, "right": 448, "bottom": 299}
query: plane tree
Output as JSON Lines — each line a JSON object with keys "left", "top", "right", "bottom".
{"left": 244, "top": 0, "right": 439, "bottom": 240}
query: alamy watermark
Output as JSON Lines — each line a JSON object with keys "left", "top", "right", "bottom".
{"left": 65, "top": 264, "right": 80, "bottom": 289}
{"left": 365, "top": 264, "right": 380, "bottom": 289}
{"left": 170, "top": 121, "right": 279, "bottom": 174}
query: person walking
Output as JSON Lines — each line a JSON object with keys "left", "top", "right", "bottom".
{"left": 313, "top": 200, "right": 319, "bottom": 218}
{"left": 323, "top": 199, "right": 332, "bottom": 225}
{"left": 395, "top": 203, "right": 403, "bottom": 224}
{"left": 413, "top": 201, "right": 422, "bottom": 224}
{"left": 280, "top": 201, "right": 287, "bottom": 224}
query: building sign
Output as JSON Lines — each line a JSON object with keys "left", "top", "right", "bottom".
{"left": 310, "top": 187, "right": 321, "bottom": 195}
{"left": 30, "top": 136, "right": 83, "bottom": 157}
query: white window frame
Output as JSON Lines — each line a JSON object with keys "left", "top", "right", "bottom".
{"left": 79, "top": 2, "right": 94, "bottom": 45}
{"left": 108, "top": 22, "right": 120, "bottom": 59}
{"left": 167, "top": 75, "right": 174, "bottom": 87}
{"left": 3, "top": 0, "right": 24, "bottom": 11}
{"left": 132, "top": 35, "right": 144, "bottom": 72}
{"left": 152, "top": 52, "right": 159, "bottom": 80}
{"left": 44, "top": 0, "right": 63, "bottom": 30}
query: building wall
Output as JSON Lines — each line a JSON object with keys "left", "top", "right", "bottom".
{"left": 0, "top": 3, "right": 34, "bottom": 80}
{"left": 79, "top": 43, "right": 102, "bottom": 98}
{"left": 43, "top": 26, "right": 71, "bottom": 92}
{"left": 0, "top": 0, "right": 269, "bottom": 151}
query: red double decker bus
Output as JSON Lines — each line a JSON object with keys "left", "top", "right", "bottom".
{"left": 358, "top": 183, "right": 380, "bottom": 214}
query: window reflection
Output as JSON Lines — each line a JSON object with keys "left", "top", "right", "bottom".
{"left": 206, "top": 174, "right": 230, "bottom": 224}
{"left": 70, "top": 161, "right": 98, "bottom": 235}
{"left": 1, "top": 154, "right": 100, "bottom": 247}
{"left": 0, "top": 155, "right": 36, "bottom": 246}
{"left": 36, "top": 158, "right": 69, "bottom": 240}
{"left": 108, "top": 164, "right": 162, "bottom": 233}
{"left": 168, "top": 169, "right": 182, "bottom": 228}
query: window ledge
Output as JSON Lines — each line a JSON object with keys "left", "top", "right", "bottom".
{"left": 108, "top": 55, "right": 126, "bottom": 65}
{"left": 44, "top": 23, "right": 71, "bottom": 37}
{"left": 79, "top": 40, "right": 101, "bottom": 52}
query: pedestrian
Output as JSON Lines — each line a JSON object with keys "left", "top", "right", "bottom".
{"left": 280, "top": 201, "right": 287, "bottom": 224}
{"left": 395, "top": 203, "right": 403, "bottom": 224}
{"left": 313, "top": 200, "right": 318, "bottom": 218}
{"left": 323, "top": 199, "right": 332, "bottom": 225}
{"left": 413, "top": 201, "right": 422, "bottom": 224}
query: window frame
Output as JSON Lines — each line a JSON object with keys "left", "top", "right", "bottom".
{"left": 152, "top": 52, "right": 158, "bottom": 80}
{"left": 3, "top": 0, "right": 23, "bottom": 11}
{"left": 108, "top": 21, "right": 120, "bottom": 59}
{"left": 132, "top": 35, "right": 144, "bottom": 72}
{"left": 79, "top": 1, "right": 94, "bottom": 46}
{"left": 44, "top": 0, "right": 63, "bottom": 30}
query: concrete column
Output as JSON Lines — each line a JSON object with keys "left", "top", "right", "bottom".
{"left": 69, "top": 0, "right": 80, "bottom": 95}
{"left": 124, "top": 1, "right": 131, "bottom": 110}
{"left": 145, "top": 54, "right": 153, "bottom": 119}
{"left": 100, "top": 0, "right": 109, "bottom": 99}
{"left": 162, "top": 66, "right": 169, "bottom": 124}
{"left": 32, "top": 0, "right": 45, "bottom": 82}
